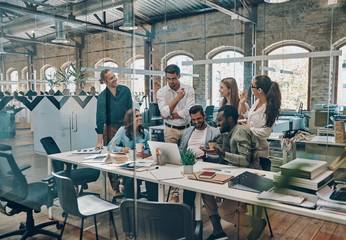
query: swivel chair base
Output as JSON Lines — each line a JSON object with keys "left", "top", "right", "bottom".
{"left": 0, "top": 209, "right": 61, "bottom": 240}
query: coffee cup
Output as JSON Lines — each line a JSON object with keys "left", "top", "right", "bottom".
{"left": 208, "top": 141, "right": 217, "bottom": 149}
{"left": 136, "top": 143, "right": 145, "bottom": 153}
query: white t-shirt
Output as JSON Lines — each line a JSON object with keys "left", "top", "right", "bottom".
{"left": 187, "top": 128, "right": 207, "bottom": 156}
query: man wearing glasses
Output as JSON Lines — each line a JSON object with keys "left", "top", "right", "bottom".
{"left": 157, "top": 64, "right": 195, "bottom": 145}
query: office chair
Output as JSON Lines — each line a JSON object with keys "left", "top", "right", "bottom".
{"left": 0, "top": 152, "right": 61, "bottom": 239}
{"left": 120, "top": 199, "right": 203, "bottom": 240}
{"left": 40, "top": 136, "right": 100, "bottom": 196}
{"left": 0, "top": 143, "right": 12, "bottom": 153}
{"left": 205, "top": 105, "right": 215, "bottom": 122}
{"left": 52, "top": 172, "right": 119, "bottom": 240}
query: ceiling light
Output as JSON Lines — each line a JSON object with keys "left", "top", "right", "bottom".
{"left": 52, "top": 21, "right": 70, "bottom": 43}
{"left": 119, "top": 0, "right": 137, "bottom": 31}
{"left": 264, "top": 0, "right": 290, "bottom": 3}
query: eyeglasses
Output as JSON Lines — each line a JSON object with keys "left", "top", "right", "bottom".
{"left": 251, "top": 84, "right": 260, "bottom": 89}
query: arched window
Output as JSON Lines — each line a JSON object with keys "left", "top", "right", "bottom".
{"left": 267, "top": 45, "right": 309, "bottom": 110}
{"left": 10, "top": 71, "right": 18, "bottom": 92}
{"left": 45, "top": 67, "right": 57, "bottom": 91}
{"left": 337, "top": 45, "right": 346, "bottom": 105}
{"left": 211, "top": 51, "right": 244, "bottom": 106}
{"left": 167, "top": 55, "right": 193, "bottom": 86}
{"left": 129, "top": 58, "right": 145, "bottom": 94}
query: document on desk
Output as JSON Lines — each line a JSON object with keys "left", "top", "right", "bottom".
{"left": 82, "top": 154, "right": 108, "bottom": 162}
{"left": 150, "top": 169, "right": 184, "bottom": 180}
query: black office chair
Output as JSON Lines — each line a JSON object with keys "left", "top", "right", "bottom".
{"left": 0, "top": 152, "right": 61, "bottom": 239}
{"left": 40, "top": 137, "right": 100, "bottom": 196}
{"left": 205, "top": 105, "right": 215, "bottom": 123}
{"left": 120, "top": 199, "right": 203, "bottom": 240}
{"left": 0, "top": 144, "right": 12, "bottom": 153}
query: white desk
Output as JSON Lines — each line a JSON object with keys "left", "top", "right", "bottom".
{"left": 47, "top": 151, "right": 346, "bottom": 225}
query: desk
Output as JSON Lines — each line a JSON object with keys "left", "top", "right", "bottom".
{"left": 47, "top": 151, "right": 346, "bottom": 225}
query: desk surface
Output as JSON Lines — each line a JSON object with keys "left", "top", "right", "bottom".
{"left": 48, "top": 151, "right": 346, "bottom": 225}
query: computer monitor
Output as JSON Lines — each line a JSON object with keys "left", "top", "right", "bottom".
{"left": 148, "top": 141, "right": 181, "bottom": 165}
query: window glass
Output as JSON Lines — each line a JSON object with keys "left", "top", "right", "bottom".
{"left": 167, "top": 55, "right": 193, "bottom": 86}
{"left": 337, "top": 45, "right": 346, "bottom": 105}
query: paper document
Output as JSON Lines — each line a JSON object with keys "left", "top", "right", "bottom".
{"left": 257, "top": 190, "right": 305, "bottom": 205}
{"left": 150, "top": 169, "right": 184, "bottom": 180}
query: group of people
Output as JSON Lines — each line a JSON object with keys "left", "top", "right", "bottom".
{"left": 94, "top": 64, "right": 281, "bottom": 240}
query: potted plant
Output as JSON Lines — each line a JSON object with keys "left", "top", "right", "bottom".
{"left": 46, "top": 73, "right": 59, "bottom": 95}
{"left": 57, "top": 66, "right": 72, "bottom": 95}
{"left": 181, "top": 149, "right": 196, "bottom": 174}
{"left": 90, "top": 86, "right": 96, "bottom": 96}
{"left": 69, "top": 63, "right": 87, "bottom": 95}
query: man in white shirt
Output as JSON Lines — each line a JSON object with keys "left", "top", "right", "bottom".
{"left": 180, "top": 105, "right": 220, "bottom": 208}
{"left": 156, "top": 64, "right": 195, "bottom": 145}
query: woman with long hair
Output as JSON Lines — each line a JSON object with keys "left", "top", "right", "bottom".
{"left": 219, "top": 77, "right": 249, "bottom": 118}
{"left": 240, "top": 75, "right": 281, "bottom": 160}
{"left": 107, "top": 109, "right": 157, "bottom": 201}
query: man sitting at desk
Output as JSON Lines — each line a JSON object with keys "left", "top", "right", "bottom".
{"left": 200, "top": 105, "right": 263, "bottom": 240}
{"left": 180, "top": 105, "right": 220, "bottom": 208}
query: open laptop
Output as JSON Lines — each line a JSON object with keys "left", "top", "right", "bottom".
{"left": 148, "top": 141, "right": 181, "bottom": 165}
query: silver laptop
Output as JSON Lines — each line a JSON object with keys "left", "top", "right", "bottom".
{"left": 148, "top": 141, "right": 181, "bottom": 165}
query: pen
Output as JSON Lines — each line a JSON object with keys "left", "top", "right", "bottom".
{"left": 122, "top": 140, "right": 129, "bottom": 148}
{"left": 180, "top": 171, "right": 185, "bottom": 177}
{"left": 146, "top": 166, "right": 159, "bottom": 171}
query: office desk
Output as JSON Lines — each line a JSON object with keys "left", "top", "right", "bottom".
{"left": 47, "top": 151, "right": 346, "bottom": 225}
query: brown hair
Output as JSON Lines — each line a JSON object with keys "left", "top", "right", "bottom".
{"left": 124, "top": 108, "right": 144, "bottom": 140}
{"left": 220, "top": 77, "right": 240, "bottom": 110}
{"left": 254, "top": 75, "right": 281, "bottom": 127}
{"left": 99, "top": 69, "right": 111, "bottom": 84}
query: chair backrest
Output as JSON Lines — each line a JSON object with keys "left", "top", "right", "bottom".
{"left": 120, "top": 199, "right": 194, "bottom": 240}
{"left": 260, "top": 158, "right": 271, "bottom": 171}
{"left": 52, "top": 172, "right": 81, "bottom": 217}
{"left": 40, "top": 137, "right": 65, "bottom": 172}
{"left": 0, "top": 152, "right": 28, "bottom": 203}
{"left": 205, "top": 105, "right": 215, "bottom": 116}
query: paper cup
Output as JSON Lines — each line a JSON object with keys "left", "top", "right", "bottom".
{"left": 208, "top": 142, "right": 217, "bottom": 149}
{"left": 136, "top": 143, "right": 145, "bottom": 153}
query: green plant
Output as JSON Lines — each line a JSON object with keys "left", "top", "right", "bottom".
{"left": 180, "top": 149, "right": 197, "bottom": 166}
{"left": 275, "top": 162, "right": 310, "bottom": 189}
{"left": 46, "top": 72, "right": 59, "bottom": 90}
{"left": 57, "top": 66, "right": 72, "bottom": 88}
{"left": 69, "top": 63, "right": 87, "bottom": 90}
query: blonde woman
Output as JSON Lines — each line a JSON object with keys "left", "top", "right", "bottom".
{"left": 219, "top": 77, "right": 249, "bottom": 118}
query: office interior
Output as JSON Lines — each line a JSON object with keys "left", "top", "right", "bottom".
{"left": 0, "top": 0, "right": 345, "bottom": 239}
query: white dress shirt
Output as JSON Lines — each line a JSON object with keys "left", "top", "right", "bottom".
{"left": 156, "top": 82, "right": 195, "bottom": 126}
{"left": 187, "top": 128, "right": 207, "bottom": 156}
{"left": 247, "top": 99, "right": 274, "bottom": 158}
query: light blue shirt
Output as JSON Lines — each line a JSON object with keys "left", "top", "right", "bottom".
{"left": 107, "top": 126, "right": 150, "bottom": 153}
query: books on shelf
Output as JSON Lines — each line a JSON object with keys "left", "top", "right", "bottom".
{"left": 273, "top": 170, "right": 334, "bottom": 191}
{"left": 280, "top": 158, "right": 328, "bottom": 179}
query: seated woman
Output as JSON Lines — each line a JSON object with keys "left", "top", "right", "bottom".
{"left": 107, "top": 108, "right": 158, "bottom": 201}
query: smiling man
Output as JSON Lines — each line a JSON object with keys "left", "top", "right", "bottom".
{"left": 156, "top": 64, "right": 195, "bottom": 145}
{"left": 200, "top": 105, "right": 263, "bottom": 240}
{"left": 95, "top": 69, "right": 132, "bottom": 196}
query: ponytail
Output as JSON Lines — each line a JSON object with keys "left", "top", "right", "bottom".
{"left": 254, "top": 75, "right": 281, "bottom": 127}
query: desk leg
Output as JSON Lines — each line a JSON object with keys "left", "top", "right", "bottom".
{"left": 47, "top": 156, "right": 53, "bottom": 220}
{"left": 195, "top": 192, "right": 202, "bottom": 221}
{"left": 292, "top": 142, "right": 297, "bottom": 160}
{"left": 158, "top": 184, "right": 165, "bottom": 202}
{"left": 149, "top": 128, "right": 152, "bottom": 141}
{"left": 102, "top": 171, "right": 107, "bottom": 200}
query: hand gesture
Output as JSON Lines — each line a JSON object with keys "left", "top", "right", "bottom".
{"left": 239, "top": 121, "right": 251, "bottom": 129}
{"left": 200, "top": 146, "right": 225, "bottom": 158}
{"left": 177, "top": 88, "right": 186, "bottom": 100}
{"left": 239, "top": 90, "right": 248, "bottom": 104}
{"left": 95, "top": 144, "right": 103, "bottom": 151}
{"left": 196, "top": 152, "right": 206, "bottom": 159}
{"left": 121, "top": 147, "right": 131, "bottom": 153}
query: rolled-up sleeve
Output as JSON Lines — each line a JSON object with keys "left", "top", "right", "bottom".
{"left": 95, "top": 96, "right": 106, "bottom": 134}
{"left": 177, "top": 86, "right": 195, "bottom": 119}
{"left": 107, "top": 128, "right": 123, "bottom": 152}
{"left": 156, "top": 88, "right": 171, "bottom": 118}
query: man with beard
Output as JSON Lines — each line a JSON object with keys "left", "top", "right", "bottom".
{"left": 179, "top": 105, "right": 220, "bottom": 208}
{"left": 200, "top": 105, "right": 263, "bottom": 240}
{"left": 156, "top": 64, "right": 195, "bottom": 145}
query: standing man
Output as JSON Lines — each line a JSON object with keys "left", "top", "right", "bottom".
{"left": 157, "top": 64, "right": 195, "bottom": 145}
{"left": 200, "top": 105, "right": 263, "bottom": 240}
{"left": 95, "top": 69, "right": 132, "bottom": 196}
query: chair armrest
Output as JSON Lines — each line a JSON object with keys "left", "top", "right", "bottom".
{"left": 42, "top": 170, "right": 66, "bottom": 182}
{"left": 7, "top": 164, "right": 31, "bottom": 174}
{"left": 194, "top": 220, "right": 203, "bottom": 240}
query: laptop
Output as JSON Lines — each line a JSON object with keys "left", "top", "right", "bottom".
{"left": 148, "top": 141, "right": 181, "bottom": 165}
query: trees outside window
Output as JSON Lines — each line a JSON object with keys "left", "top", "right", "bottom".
{"left": 267, "top": 45, "right": 309, "bottom": 110}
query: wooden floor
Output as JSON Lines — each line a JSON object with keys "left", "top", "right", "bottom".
{"left": 0, "top": 129, "right": 345, "bottom": 240}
